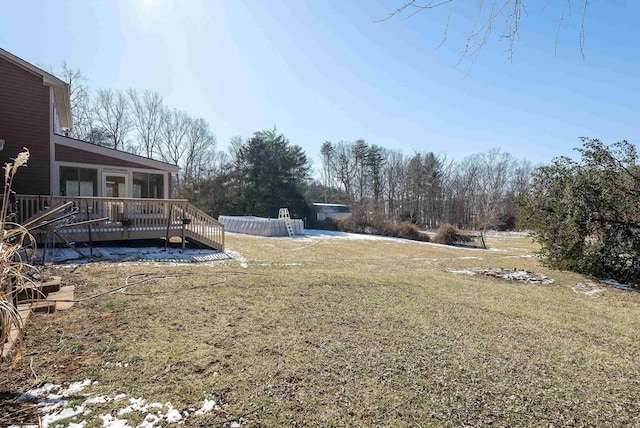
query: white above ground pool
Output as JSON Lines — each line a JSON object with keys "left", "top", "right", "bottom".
{"left": 219, "top": 215, "right": 304, "bottom": 237}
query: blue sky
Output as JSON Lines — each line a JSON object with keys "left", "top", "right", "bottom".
{"left": 1, "top": 0, "right": 639, "bottom": 172}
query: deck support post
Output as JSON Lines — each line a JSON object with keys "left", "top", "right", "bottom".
{"left": 164, "top": 203, "right": 173, "bottom": 251}
{"left": 86, "top": 201, "right": 93, "bottom": 257}
{"left": 181, "top": 223, "right": 186, "bottom": 251}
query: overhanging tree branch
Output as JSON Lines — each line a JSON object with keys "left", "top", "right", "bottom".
{"left": 377, "top": 0, "right": 590, "bottom": 65}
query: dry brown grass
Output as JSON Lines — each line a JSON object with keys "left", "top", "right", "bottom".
{"left": 3, "top": 232, "right": 640, "bottom": 426}
{"left": 0, "top": 149, "right": 36, "bottom": 362}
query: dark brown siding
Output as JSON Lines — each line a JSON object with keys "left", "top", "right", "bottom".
{"left": 0, "top": 56, "right": 51, "bottom": 195}
{"left": 55, "top": 144, "right": 165, "bottom": 170}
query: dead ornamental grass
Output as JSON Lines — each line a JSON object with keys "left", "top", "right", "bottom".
{"left": 3, "top": 232, "right": 640, "bottom": 426}
{"left": 1, "top": 149, "right": 35, "bottom": 363}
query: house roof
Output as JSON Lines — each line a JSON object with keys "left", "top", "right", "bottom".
{"left": 0, "top": 47, "right": 73, "bottom": 130}
{"left": 54, "top": 134, "right": 180, "bottom": 174}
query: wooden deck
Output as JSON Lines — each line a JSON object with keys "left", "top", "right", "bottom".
{"left": 12, "top": 195, "right": 224, "bottom": 251}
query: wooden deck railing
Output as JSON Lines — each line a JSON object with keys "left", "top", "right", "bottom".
{"left": 10, "top": 195, "right": 225, "bottom": 251}
{"left": 173, "top": 202, "right": 225, "bottom": 251}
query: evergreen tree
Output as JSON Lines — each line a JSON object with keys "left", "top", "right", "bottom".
{"left": 235, "top": 130, "right": 311, "bottom": 218}
{"left": 519, "top": 138, "right": 640, "bottom": 286}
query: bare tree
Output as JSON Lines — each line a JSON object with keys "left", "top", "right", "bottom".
{"left": 445, "top": 154, "right": 481, "bottom": 228}
{"left": 44, "top": 62, "right": 94, "bottom": 140}
{"left": 509, "top": 158, "right": 534, "bottom": 197}
{"left": 128, "top": 89, "right": 165, "bottom": 158}
{"left": 160, "top": 109, "right": 192, "bottom": 165}
{"left": 92, "top": 88, "right": 132, "bottom": 150}
{"left": 332, "top": 141, "right": 358, "bottom": 203}
{"left": 160, "top": 109, "right": 192, "bottom": 188}
{"left": 476, "top": 148, "right": 514, "bottom": 230}
{"left": 377, "top": 0, "right": 590, "bottom": 65}
{"left": 182, "top": 117, "right": 217, "bottom": 185}
{"left": 383, "top": 149, "right": 409, "bottom": 219}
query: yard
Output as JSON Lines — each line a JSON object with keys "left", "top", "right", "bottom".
{"left": 2, "top": 231, "right": 640, "bottom": 426}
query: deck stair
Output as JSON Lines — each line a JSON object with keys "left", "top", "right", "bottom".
{"left": 278, "top": 208, "right": 295, "bottom": 237}
{"left": 172, "top": 203, "right": 225, "bottom": 250}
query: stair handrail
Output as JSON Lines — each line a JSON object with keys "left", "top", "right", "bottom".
{"left": 173, "top": 202, "right": 225, "bottom": 250}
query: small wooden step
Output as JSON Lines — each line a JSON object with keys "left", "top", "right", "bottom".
{"left": 30, "top": 301, "right": 56, "bottom": 314}
{"left": 15, "top": 276, "right": 61, "bottom": 300}
{"left": 40, "top": 276, "right": 62, "bottom": 294}
{"left": 48, "top": 285, "right": 76, "bottom": 311}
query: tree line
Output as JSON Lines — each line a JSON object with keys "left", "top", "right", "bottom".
{"left": 315, "top": 140, "right": 534, "bottom": 230}
{"left": 178, "top": 130, "right": 534, "bottom": 232}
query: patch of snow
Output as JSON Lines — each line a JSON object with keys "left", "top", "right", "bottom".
{"left": 85, "top": 396, "right": 108, "bottom": 404}
{"left": 304, "top": 229, "right": 411, "bottom": 242}
{"left": 484, "top": 231, "right": 531, "bottom": 238}
{"left": 18, "top": 383, "right": 61, "bottom": 401}
{"left": 445, "top": 269, "right": 477, "bottom": 276}
{"left": 138, "top": 413, "right": 161, "bottom": 428}
{"left": 42, "top": 246, "right": 231, "bottom": 266}
{"left": 226, "top": 249, "right": 248, "bottom": 268}
{"left": 118, "top": 397, "right": 149, "bottom": 415}
{"left": 573, "top": 278, "right": 637, "bottom": 296}
{"left": 600, "top": 278, "right": 637, "bottom": 292}
{"left": 572, "top": 283, "right": 604, "bottom": 297}
{"left": 195, "top": 399, "right": 219, "bottom": 415}
{"left": 42, "top": 406, "right": 84, "bottom": 428}
{"left": 256, "top": 262, "right": 302, "bottom": 267}
{"left": 100, "top": 413, "right": 133, "bottom": 428}
{"left": 63, "top": 379, "right": 93, "bottom": 396}
{"left": 104, "top": 361, "right": 130, "bottom": 368}
{"left": 302, "top": 229, "right": 495, "bottom": 252}
{"left": 26, "top": 379, "right": 237, "bottom": 428}
{"left": 163, "top": 403, "right": 182, "bottom": 423}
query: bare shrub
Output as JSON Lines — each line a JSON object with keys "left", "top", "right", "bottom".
{"left": 337, "top": 205, "right": 369, "bottom": 234}
{"left": 433, "top": 223, "right": 471, "bottom": 246}
{"left": 338, "top": 205, "right": 429, "bottom": 242}
{"left": 397, "top": 222, "right": 430, "bottom": 242}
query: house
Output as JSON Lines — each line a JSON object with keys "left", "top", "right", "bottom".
{"left": 0, "top": 47, "right": 223, "bottom": 250}
{"left": 0, "top": 47, "right": 178, "bottom": 199}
